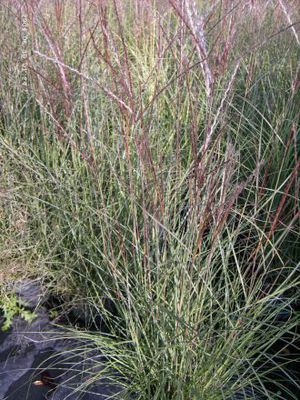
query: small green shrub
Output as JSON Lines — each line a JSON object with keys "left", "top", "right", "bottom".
{"left": 0, "top": 293, "right": 36, "bottom": 331}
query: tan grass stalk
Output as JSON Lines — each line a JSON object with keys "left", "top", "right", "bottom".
{"left": 278, "top": 0, "right": 300, "bottom": 47}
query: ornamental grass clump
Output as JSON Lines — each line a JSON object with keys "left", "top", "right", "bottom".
{"left": 0, "top": 1, "right": 299, "bottom": 399}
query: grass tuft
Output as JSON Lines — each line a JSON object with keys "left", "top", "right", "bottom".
{"left": 0, "top": 1, "right": 299, "bottom": 399}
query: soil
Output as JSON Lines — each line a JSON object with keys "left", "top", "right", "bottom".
{"left": 0, "top": 280, "right": 122, "bottom": 400}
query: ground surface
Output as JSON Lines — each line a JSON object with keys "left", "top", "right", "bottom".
{"left": 0, "top": 281, "right": 121, "bottom": 400}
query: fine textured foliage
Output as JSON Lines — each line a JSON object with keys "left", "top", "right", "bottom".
{"left": 0, "top": 1, "right": 299, "bottom": 399}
